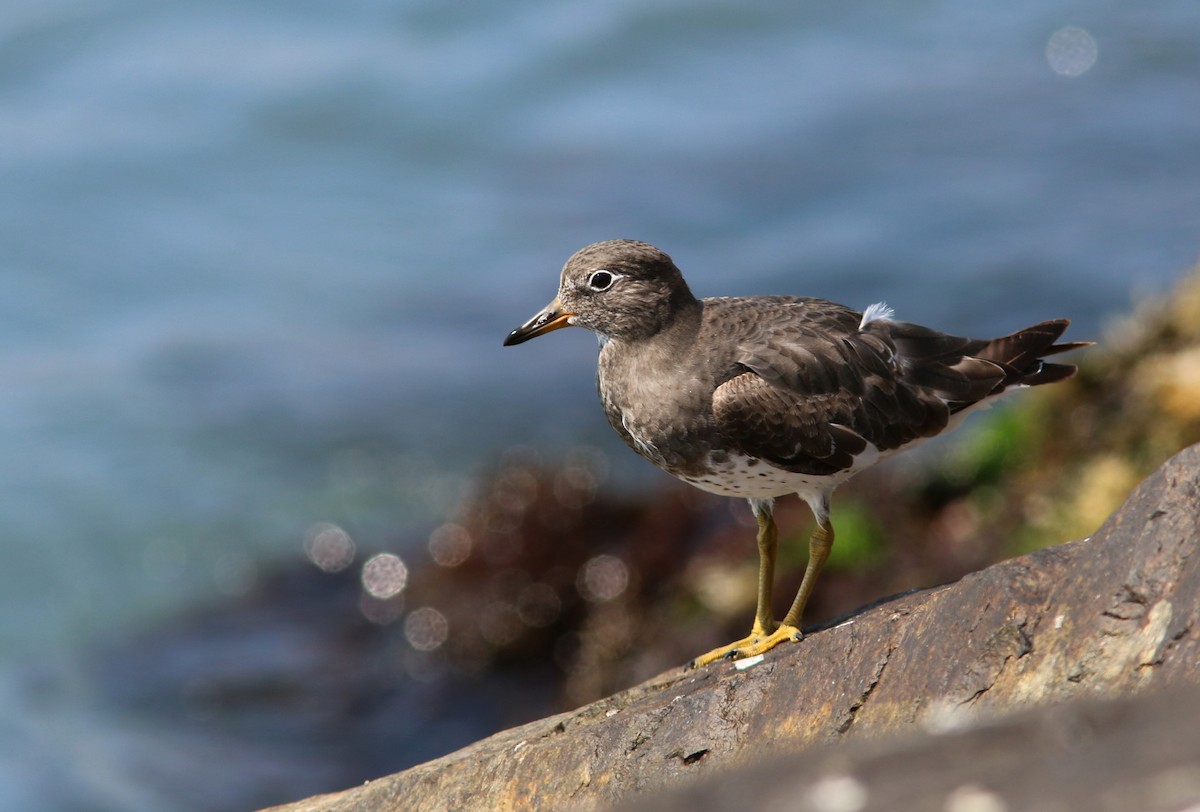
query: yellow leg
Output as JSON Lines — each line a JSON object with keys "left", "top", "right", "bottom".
{"left": 690, "top": 511, "right": 834, "bottom": 667}
{"left": 780, "top": 518, "right": 832, "bottom": 630}
{"left": 691, "top": 502, "right": 779, "bottom": 667}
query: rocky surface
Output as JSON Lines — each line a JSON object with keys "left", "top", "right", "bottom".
{"left": 264, "top": 443, "right": 1200, "bottom": 811}
{"left": 623, "top": 682, "right": 1200, "bottom": 812}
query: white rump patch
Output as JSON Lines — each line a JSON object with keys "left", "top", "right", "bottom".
{"left": 859, "top": 301, "right": 895, "bottom": 329}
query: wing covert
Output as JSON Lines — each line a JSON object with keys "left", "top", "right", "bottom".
{"left": 711, "top": 319, "right": 950, "bottom": 475}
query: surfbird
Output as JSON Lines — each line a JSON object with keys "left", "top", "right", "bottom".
{"left": 503, "top": 239, "right": 1089, "bottom": 667}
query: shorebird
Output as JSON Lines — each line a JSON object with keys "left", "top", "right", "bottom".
{"left": 504, "top": 239, "right": 1087, "bottom": 666}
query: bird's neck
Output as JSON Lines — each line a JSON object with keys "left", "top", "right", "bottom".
{"left": 649, "top": 295, "right": 703, "bottom": 347}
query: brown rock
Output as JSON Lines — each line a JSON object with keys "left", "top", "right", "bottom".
{"left": 263, "top": 443, "right": 1200, "bottom": 812}
{"left": 627, "top": 682, "right": 1200, "bottom": 812}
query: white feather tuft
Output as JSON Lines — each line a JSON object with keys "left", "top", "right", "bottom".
{"left": 859, "top": 302, "right": 895, "bottom": 329}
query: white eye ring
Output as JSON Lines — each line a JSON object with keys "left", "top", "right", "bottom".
{"left": 588, "top": 269, "right": 619, "bottom": 291}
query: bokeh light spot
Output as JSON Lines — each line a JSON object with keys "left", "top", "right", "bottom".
{"left": 404, "top": 606, "right": 449, "bottom": 651}
{"left": 304, "top": 522, "right": 356, "bottom": 572}
{"left": 361, "top": 552, "right": 408, "bottom": 599}
{"left": 1046, "top": 26, "right": 1098, "bottom": 77}
{"left": 577, "top": 554, "right": 629, "bottom": 603}
{"left": 428, "top": 522, "right": 472, "bottom": 567}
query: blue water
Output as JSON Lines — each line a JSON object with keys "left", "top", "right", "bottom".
{"left": 1, "top": 0, "right": 1198, "bottom": 808}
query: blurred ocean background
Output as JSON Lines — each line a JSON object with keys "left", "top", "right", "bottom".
{"left": 1, "top": 0, "right": 1198, "bottom": 808}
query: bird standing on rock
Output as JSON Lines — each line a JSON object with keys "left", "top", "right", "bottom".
{"left": 504, "top": 239, "right": 1088, "bottom": 667}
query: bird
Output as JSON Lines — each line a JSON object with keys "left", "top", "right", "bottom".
{"left": 503, "top": 239, "right": 1089, "bottom": 667}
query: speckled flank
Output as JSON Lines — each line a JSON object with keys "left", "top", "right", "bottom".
{"left": 680, "top": 446, "right": 881, "bottom": 501}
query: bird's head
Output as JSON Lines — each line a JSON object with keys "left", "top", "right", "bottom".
{"left": 503, "top": 239, "right": 695, "bottom": 346}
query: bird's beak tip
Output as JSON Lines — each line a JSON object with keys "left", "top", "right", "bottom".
{"left": 504, "top": 298, "right": 574, "bottom": 346}
{"left": 502, "top": 329, "right": 527, "bottom": 347}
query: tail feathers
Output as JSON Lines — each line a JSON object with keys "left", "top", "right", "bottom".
{"left": 904, "top": 355, "right": 1006, "bottom": 402}
{"left": 1020, "top": 360, "right": 1079, "bottom": 386}
{"left": 885, "top": 317, "right": 1090, "bottom": 408}
{"left": 978, "top": 319, "right": 1093, "bottom": 389}
{"left": 977, "top": 319, "right": 1070, "bottom": 364}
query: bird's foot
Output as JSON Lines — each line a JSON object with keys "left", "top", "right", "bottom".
{"left": 689, "top": 623, "right": 804, "bottom": 668}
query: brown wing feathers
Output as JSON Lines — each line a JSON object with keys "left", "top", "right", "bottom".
{"left": 712, "top": 372, "right": 870, "bottom": 475}
{"left": 713, "top": 307, "right": 1087, "bottom": 476}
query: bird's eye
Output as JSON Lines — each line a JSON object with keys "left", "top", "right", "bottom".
{"left": 588, "top": 270, "right": 616, "bottom": 291}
